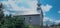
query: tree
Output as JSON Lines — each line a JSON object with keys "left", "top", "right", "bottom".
{"left": 0, "top": 3, "right": 4, "bottom": 28}
{"left": 0, "top": 3, "right": 29, "bottom": 28}
{"left": 0, "top": 3, "right": 4, "bottom": 19}
{"left": 1, "top": 15, "right": 29, "bottom": 28}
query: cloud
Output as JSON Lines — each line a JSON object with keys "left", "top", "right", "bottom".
{"left": 43, "top": 17, "right": 60, "bottom": 25}
{"left": 55, "top": 20, "right": 60, "bottom": 23}
{"left": 43, "top": 17, "right": 53, "bottom": 22}
{"left": 4, "top": 11, "right": 10, "bottom": 15}
{"left": 1, "top": 0, "right": 39, "bottom": 15}
{"left": 1, "top": 0, "right": 53, "bottom": 15}
{"left": 43, "top": 17, "right": 54, "bottom": 25}
{"left": 58, "top": 11, "right": 60, "bottom": 13}
{"left": 41, "top": 4, "right": 52, "bottom": 12}
{"left": 55, "top": 20, "right": 60, "bottom": 24}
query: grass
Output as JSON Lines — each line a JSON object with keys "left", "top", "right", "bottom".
{"left": 29, "top": 25, "right": 40, "bottom": 28}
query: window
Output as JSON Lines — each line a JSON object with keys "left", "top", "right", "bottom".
{"left": 29, "top": 17, "right": 32, "bottom": 24}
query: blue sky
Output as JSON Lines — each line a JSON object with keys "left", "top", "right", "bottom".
{"left": 40, "top": 0, "right": 60, "bottom": 21}
{"left": 40, "top": 0, "right": 60, "bottom": 25}
{"left": 0, "top": 0, "right": 60, "bottom": 24}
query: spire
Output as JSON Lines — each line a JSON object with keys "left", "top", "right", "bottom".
{"left": 37, "top": 0, "right": 41, "bottom": 13}
{"left": 37, "top": 0, "right": 43, "bottom": 16}
{"left": 38, "top": 0, "right": 40, "bottom": 3}
{"left": 37, "top": 0, "right": 41, "bottom": 7}
{"left": 37, "top": 0, "right": 43, "bottom": 27}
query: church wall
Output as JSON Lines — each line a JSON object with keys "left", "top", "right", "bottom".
{"left": 23, "top": 14, "right": 41, "bottom": 26}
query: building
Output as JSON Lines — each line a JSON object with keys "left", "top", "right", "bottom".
{"left": 14, "top": 0, "right": 43, "bottom": 26}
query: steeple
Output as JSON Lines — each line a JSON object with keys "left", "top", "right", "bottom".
{"left": 37, "top": 0, "right": 41, "bottom": 13}
{"left": 37, "top": 0, "right": 43, "bottom": 17}
{"left": 37, "top": 0, "right": 43, "bottom": 27}
{"left": 37, "top": 0, "right": 41, "bottom": 7}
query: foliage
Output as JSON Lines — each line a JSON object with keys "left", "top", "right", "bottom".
{"left": 0, "top": 3, "right": 29, "bottom": 28}
{"left": 0, "top": 3, "right": 4, "bottom": 19}
{"left": 0, "top": 15, "right": 29, "bottom": 28}
{"left": 50, "top": 23, "right": 60, "bottom": 27}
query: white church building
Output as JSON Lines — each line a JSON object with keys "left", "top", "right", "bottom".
{"left": 14, "top": 0, "right": 43, "bottom": 26}
{"left": 0, "top": 0, "right": 43, "bottom": 26}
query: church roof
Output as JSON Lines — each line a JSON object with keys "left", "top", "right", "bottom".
{"left": 13, "top": 10, "right": 40, "bottom": 16}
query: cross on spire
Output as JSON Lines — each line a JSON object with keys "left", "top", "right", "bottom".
{"left": 37, "top": 0, "right": 41, "bottom": 6}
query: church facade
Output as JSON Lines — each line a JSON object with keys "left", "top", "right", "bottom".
{"left": 14, "top": 0, "right": 43, "bottom": 26}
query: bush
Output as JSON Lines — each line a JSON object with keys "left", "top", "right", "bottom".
{"left": 0, "top": 16, "right": 29, "bottom": 28}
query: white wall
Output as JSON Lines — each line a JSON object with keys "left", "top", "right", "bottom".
{"left": 24, "top": 14, "right": 41, "bottom": 26}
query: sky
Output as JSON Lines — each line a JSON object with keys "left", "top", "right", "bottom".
{"left": 40, "top": 0, "right": 60, "bottom": 23}
{"left": 0, "top": 0, "right": 60, "bottom": 25}
{"left": 40, "top": 0, "right": 60, "bottom": 24}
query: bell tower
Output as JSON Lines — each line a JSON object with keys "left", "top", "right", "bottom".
{"left": 37, "top": 0, "right": 43, "bottom": 27}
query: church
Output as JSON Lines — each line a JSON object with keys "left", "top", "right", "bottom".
{"left": 14, "top": 0, "right": 43, "bottom": 26}
{"left": 0, "top": 0, "right": 43, "bottom": 26}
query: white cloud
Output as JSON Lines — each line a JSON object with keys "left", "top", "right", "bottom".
{"left": 4, "top": 10, "right": 10, "bottom": 15}
{"left": 1, "top": 0, "right": 53, "bottom": 15}
{"left": 43, "top": 17, "right": 54, "bottom": 25}
{"left": 2, "top": 0, "right": 39, "bottom": 15}
{"left": 58, "top": 11, "right": 60, "bottom": 13}
{"left": 55, "top": 20, "right": 60, "bottom": 23}
{"left": 43, "top": 17, "right": 53, "bottom": 22}
{"left": 43, "top": 17, "right": 60, "bottom": 25}
{"left": 41, "top": 4, "right": 52, "bottom": 12}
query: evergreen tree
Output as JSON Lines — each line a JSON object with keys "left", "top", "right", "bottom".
{"left": 0, "top": 3, "right": 4, "bottom": 19}
{"left": 0, "top": 3, "right": 4, "bottom": 28}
